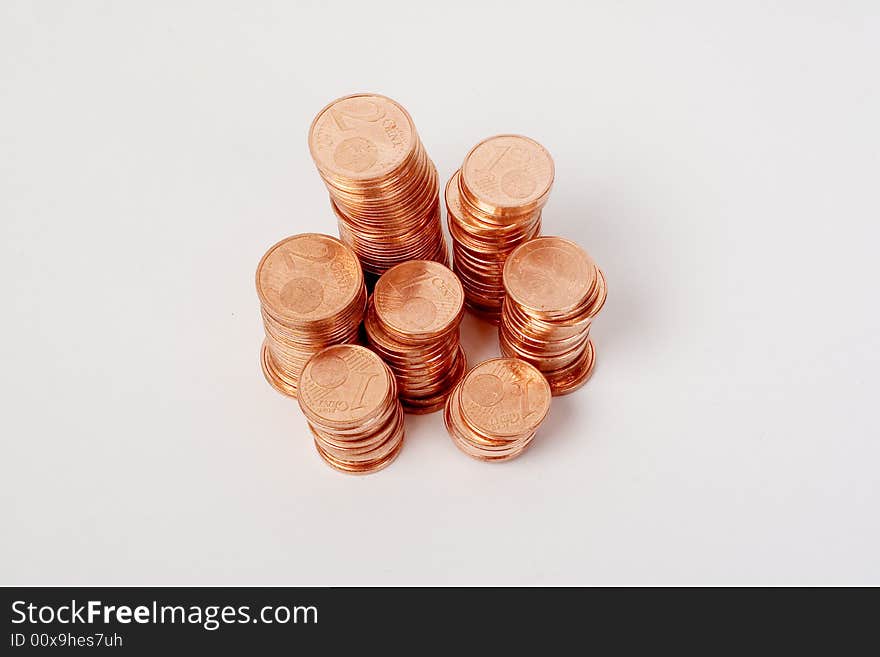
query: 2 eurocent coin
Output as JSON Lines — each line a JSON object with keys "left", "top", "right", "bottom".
{"left": 308, "top": 94, "right": 416, "bottom": 182}
{"left": 256, "top": 233, "right": 364, "bottom": 325}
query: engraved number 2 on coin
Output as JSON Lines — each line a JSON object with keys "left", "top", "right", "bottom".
{"left": 282, "top": 246, "right": 331, "bottom": 270}
{"left": 331, "top": 101, "right": 386, "bottom": 131}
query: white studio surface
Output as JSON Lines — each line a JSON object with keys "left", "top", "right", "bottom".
{"left": 1, "top": 1, "right": 878, "bottom": 585}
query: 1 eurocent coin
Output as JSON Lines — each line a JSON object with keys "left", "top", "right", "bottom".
{"left": 448, "top": 134, "right": 554, "bottom": 323}
{"left": 298, "top": 344, "right": 405, "bottom": 474}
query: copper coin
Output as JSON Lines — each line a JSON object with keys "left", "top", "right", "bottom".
{"left": 298, "top": 344, "right": 393, "bottom": 428}
{"left": 309, "top": 94, "right": 447, "bottom": 279}
{"left": 503, "top": 236, "right": 597, "bottom": 315}
{"left": 458, "top": 358, "right": 551, "bottom": 439}
{"left": 372, "top": 260, "right": 464, "bottom": 339}
{"left": 308, "top": 94, "right": 416, "bottom": 183}
{"left": 256, "top": 233, "right": 363, "bottom": 325}
{"left": 460, "top": 135, "right": 554, "bottom": 215}
{"left": 499, "top": 235, "right": 606, "bottom": 396}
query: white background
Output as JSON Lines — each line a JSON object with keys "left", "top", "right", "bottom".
{"left": 2, "top": 1, "right": 878, "bottom": 585}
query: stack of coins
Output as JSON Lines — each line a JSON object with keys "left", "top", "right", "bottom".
{"left": 444, "top": 358, "right": 551, "bottom": 462}
{"left": 447, "top": 134, "right": 554, "bottom": 323}
{"left": 364, "top": 260, "right": 467, "bottom": 414}
{"left": 500, "top": 236, "right": 607, "bottom": 396}
{"left": 308, "top": 93, "right": 448, "bottom": 280}
{"left": 256, "top": 233, "right": 366, "bottom": 398}
{"left": 298, "top": 344, "right": 405, "bottom": 474}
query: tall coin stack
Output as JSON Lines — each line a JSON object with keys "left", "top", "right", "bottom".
{"left": 500, "top": 236, "right": 607, "bottom": 396}
{"left": 308, "top": 93, "right": 448, "bottom": 281}
{"left": 444, "top": 358, "right": 552, "bottom": 462}
{"left": 364, "top": 260, "right": 467, "bottom": 414}
{"left": 447, "top": 134, "right": 554, "bottom": 323}
{"left": 256, "top": 233, "right": 366, "bottom": 398}
{"left": 298, "top": 345, "right": 405, "bottom": 474}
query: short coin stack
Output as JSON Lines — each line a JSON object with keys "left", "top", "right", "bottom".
{"left": 444, "top": 358, "right": 552, "bottom": 462}
{"left": 500, "top": 236, "right": 607, "bottom": 396}
{"left": 298, "top": 344, "right": 405, "bottom": 474}
{"left": 447, "top": 134, "right": 554, "bottom": 323}
{"left": 256, "top": 234, "right": 366, "bottom": 397}
{"left": 308, "top": 93, "right": 447, "bottom": 281}
{"left": 364, "top": 260, "right": 467, "bottom": 414}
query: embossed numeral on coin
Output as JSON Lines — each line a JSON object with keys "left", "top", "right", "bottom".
{"left": 330, "top": 101, "right": 386, "bottom": 131}
{"left": 350, "top": 372, "right": 379, "bottom": 411}
{"left": 479, "top": 145, "right": 530, "bottom": 173}
{"left": 512, "top": 379, "right": 538, "bottom": 420}
{"left": 386, "top": 272, "right": 438, "bottom": 298}
{"left": 282, "top": 247, "right": 332, "bottom": 270}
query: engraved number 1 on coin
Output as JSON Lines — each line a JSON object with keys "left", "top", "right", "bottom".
{"left": 386, "top": 272, "right": 435, "bottom": 298}
{"left": 483, "top": 145, "right": 511, "bottom": 173}
{"left": 350, "top": 372, "right": 379, "bottom": 411}
{"left": 511, "top": 377, "right": 537, "bottom": 419}
{"left": 480, "top": 145, "right": 530, "bottom": 173}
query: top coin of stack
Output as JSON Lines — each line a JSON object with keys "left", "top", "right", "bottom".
{"left": 308, "top": 93, "right": 448, "bottom": 281}
{"left": 364, "top": 260, "right": 467, "bottom": 414}
{"left": 499, "top": 236, "right": 607, "bottom": 396}
{"left": 447, "top": 134, "right": 554, "bottom": 323}
{"left": 444, "top": 357, "right": 552, "bottom": 462}
{"left": 256, "top": 233, "right": 366, "bottom": 398}
{"left": 298, "top": 344, "right": 405, "bottom": 475}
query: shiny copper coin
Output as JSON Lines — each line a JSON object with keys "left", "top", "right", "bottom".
{"left": 364, "top": 261, "right": 466, "bottom": 413}
{"left": 298, "top": 344, "right": 405, "bottom": 475}
{"left": 373, "top": 260, "right": 464, "bottom": 339}
{"left": 256, "top": 234, "right": 366, "bottom": 397}
{"left": 500, "top": 236, "right": 606, "bottom": 396}
{"left": 447, "top": 136, "right": 553, "bottom": 323}
{"left": 443, "top": 357, "right": 551, "bottom": 462}
{"left": 309, "top": 94, "right": 416, "bottom": 183}
{"left": 459, "top": 134, "right": 554, "bottom": 220}
{"left": 503, "top": 236, "right": 597, "bottom": 316}
{"left": 257, "top": 233, "right": 363, "bottom": 324}
{"left": 309, "top": 93, "right": 447, "bottom": 278}
{"left": 299, "top": 345, "right": 392, "bottom": 427}
{"left": 459, "top": 358, "right": 551, "bottom": 438}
